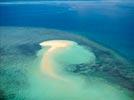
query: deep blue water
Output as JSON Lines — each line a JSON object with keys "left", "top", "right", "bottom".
{"left": 0, "top": 1, "right": 134, "bottom": 61}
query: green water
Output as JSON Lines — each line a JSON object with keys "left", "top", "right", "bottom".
{"left": 27, "top": 40, "right": 132, "bottom": 100}
{"left": 0, "top": 27, "right": 133, "bottom": 100}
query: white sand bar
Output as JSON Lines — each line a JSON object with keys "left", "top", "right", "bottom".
{"left": 39, "top": 40, "right": 77, "bottom": 81}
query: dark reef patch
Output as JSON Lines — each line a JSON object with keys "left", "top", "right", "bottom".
{"left": 17, "top": 43, "right": 41, "bottom": 56}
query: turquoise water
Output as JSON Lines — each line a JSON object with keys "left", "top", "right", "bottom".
{"left": 0, "top": 1, "right": 134, "bottom": 61}
{"left": 0, "top": 1, "right": 134, "bottom": 100}
{"left": 0, "top": 27, "right": 133, "bottom": 100}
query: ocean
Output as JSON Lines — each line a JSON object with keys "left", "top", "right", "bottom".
{"left": 0, "top": 1, "right": 134, "bottom": 100}
{"left": 0, "top": 1, "right": 134, "bottom": 61}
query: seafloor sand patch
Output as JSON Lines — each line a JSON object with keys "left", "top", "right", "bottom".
{"left": 39, "top": 40, "right": 77, "bottom": 81}
{"left": 39, "top": 40, "right": 95, "bottom": 81}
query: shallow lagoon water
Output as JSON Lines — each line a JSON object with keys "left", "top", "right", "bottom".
{"left": 0, "top": 27, "right": 134, "bottom": 100}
